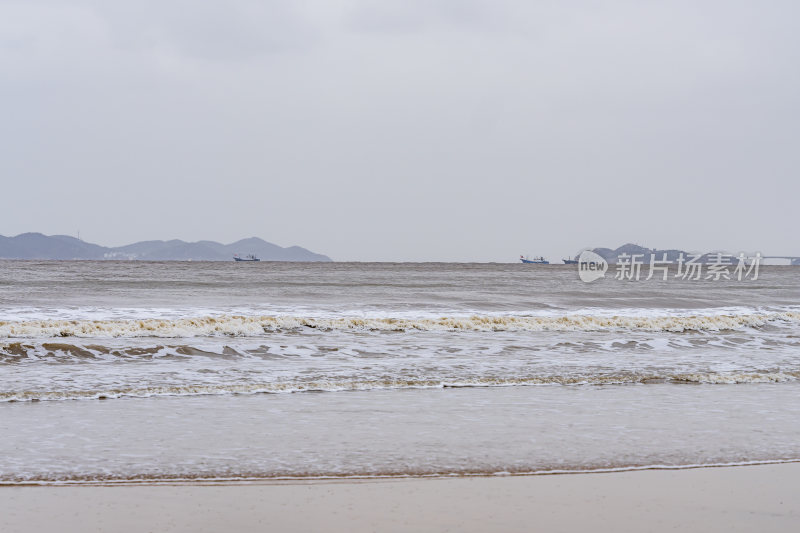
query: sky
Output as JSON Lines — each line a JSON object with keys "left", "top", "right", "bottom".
{"left": 1, "top": 0, "right": 798, "bottom": 261}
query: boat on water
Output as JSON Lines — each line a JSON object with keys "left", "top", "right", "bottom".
{"left": 520, "top": 255, "right": 549, "bottom": 264}
{"left": 233, "top": 254, "right": 261, "bottom": 262}
{"left": 563, "top": 259, "right": 578, "bottom": 264}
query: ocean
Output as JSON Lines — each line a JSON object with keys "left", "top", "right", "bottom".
{"left": 1, "top": 261, "right": 799, "bottom": 483}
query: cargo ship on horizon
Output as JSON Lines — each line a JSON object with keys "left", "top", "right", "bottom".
{"left": 520, "top": 255, "right": 549, "bottom": 264}
{"left": 233, "top": 254, "right": 260, "bottom": 262}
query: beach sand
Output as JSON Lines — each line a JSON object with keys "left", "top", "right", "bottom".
{"left": 1, "top": 463, "right": 798, "bottom": 532}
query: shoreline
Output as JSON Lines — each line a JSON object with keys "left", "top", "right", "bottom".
{"left": 3, "top": 457, "right": 799, "bottom": 487}
{"left": 2, "top": 462, "right": 798, "bottom": 532}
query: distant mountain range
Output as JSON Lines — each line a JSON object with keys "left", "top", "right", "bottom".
{"left": 0, "top": 233, "right": 332, "bottom": 261}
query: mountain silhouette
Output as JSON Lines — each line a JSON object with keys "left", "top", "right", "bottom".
{"left": 0, "top": 233, "right": 331, "bottom": 261}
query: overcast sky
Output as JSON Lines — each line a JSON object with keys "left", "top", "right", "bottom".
{"left": 1, "top": 0, "right": 798, "bottom": 261}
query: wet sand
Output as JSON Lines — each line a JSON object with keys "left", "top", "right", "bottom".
{"left": 1, "top": 463, "right": 798, "bottom": 533}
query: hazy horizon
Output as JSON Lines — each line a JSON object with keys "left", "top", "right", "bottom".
{"left": 2, "top": 1, "right": 798, "bottom": 261}
{"left": 3, "top": 231, "right": 796, "bottom": 264}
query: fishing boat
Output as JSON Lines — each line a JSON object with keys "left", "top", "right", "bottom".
{"left": 233, "top": 254, "right": 261, "bottom": 262}
{"left": 520, "top": 255, "right": 549, "bottom": 264}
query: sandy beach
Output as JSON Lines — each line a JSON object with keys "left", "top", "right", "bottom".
{"left": 2, "top": 463, "right": 798, "bottom": 533}
{"left": 4, "top": 0, "right": 799, "bottom": 530}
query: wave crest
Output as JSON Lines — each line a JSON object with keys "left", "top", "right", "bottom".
{"left": 0, "top": 311, "right": 799, "bottom": 338}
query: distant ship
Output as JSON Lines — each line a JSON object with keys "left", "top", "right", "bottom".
{"left": 563, "top": 258, "right": 578, "bottom": 264}
{"left": 520, "top": 255, "right": 549, "bottom": 264}
{"left": 233, "top": 254, "right": 260, "bottom": 262}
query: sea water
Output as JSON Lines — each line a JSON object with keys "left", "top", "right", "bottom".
{"left": 1, "top": 261, "right": 799, "bottom": 482}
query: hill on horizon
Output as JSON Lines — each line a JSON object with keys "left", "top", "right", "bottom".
{"left": 0, "top": 233, "right": 332, "bottom": 261}
{"left": 590, "top": 243, "right": 686, "bottom": 264}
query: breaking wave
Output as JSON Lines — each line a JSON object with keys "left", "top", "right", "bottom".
{"left": 1, "top": 311, "right": 799, "bottom": 338}
{"left": 3, "top": 371, "right": 799, "bottom": 402}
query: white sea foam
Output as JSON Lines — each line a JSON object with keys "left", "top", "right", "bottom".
{"left": 1, "top": 311, "right": 799, "bottom": 338}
